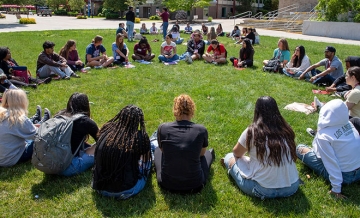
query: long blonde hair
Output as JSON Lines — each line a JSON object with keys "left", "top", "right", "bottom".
{"left": 59, "top": 39, "right": 76, "bottom": 60}
{"left": 208, "top": 27, "right": 217, "bottom": 40}
{"left": 115, "top": 33, "right": 124, "bottom": 50}
{"left": 0, "top": 89, "right": 28, "bottom": 126}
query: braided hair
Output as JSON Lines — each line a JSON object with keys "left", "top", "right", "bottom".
{"left": 94, "top": 105, "right": 151, "bottom": 186}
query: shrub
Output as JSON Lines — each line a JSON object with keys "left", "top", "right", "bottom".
{"left": 208, "top": 16, "right": 213, "bottom": 22}
{"left": 149, "top": 15, "right": 160, "bottom": 20}
{"left": 354, "top": 14, "right": 360, "bottom": 23}
{"left": 19, "top": 18, "right": 36, "bottom": 24}
{"left": 54, "top": 9, "right": 67, "bottom": 16}
{"left": 105, "top": 13, "right": 119, "bottom": 19}
{"left": 76, "top": 15, "right": 87, "bottom": 19}
{"left": 0, "top": 14, "right": 5, "bottom": 19}
{"left": 97, "top": 13, "right": 104, "bottom": 17}
{"left": 135, "top": 17, "right": 141, "bottom": 23}
{"left": 67, "top": 11, "right": 78, "bottom": 17}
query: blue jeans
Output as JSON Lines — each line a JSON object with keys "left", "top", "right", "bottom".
{"left": 126, "top": 21, "right": 135, "bottom": 40}
{"left": 37, "top": 64, "right": 73, "bottom": 79}
{"left": 224, "top": 153, "right": 299, "bottom": 200}
{"left": 283, "top": 68, "right": 303, "bottom": 78}
{"left": 296, "top": 144, "right": 360, "bottom": 185}
{"left": 17, "top": 140, "right": 34, "bottom": 163}
{"left": 97, "top": 161, "right": 151, "bottom": 199}
{"left": 60, "top": 150, "right": 94, "bottom": 176}
{"left": 158, "top": 54, "right": 179, "bottom": 62}
{"left": 162, "top": 22, "right": 168, "bottom": 40}
{"left": 175, "top": 38, "right": 184, "bottom": 44}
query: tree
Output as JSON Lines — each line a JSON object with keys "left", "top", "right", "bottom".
{"left": 103, "top": 0, "right": 128, "bottom": 12}
{"left": 163, "top": 0, "right": 212, "bottom": 20}
{"left": 68, "top": 0, "right": 84, "bottom": 12}
{"left": 47, "top": 0, "right": 67, "bottom": 10}
{"left": 317, "top": 0, "right": 352, "bottom": 21}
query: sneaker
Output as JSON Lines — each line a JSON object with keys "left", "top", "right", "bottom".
{"left": 29, "top": 84, "right": 37, "bottom": 89}
{"left": 209, "top": 148, "right": 215, "bottom": 163}
{"left": 39, "top": 108, "right": 51, "bottom": 123}
{"left": 30, "top": 105, "right": 42, "bottom": 124}
{"left": 71, "top": 73, "right": 81, "bottom": 78}
{"left": 62, "top": 76, "right": 70, "bottom": 80}
{"left": 314, "top": 96, "right": 324, "bottom": 110}
{"left": 52, "top": 75, "right": 61, "bottom": 80}
{"left": 306, "top": 128, "right": 316, "bottom": 137}
{"left": 83, "top": 67, "right": 91, "bottom": 71}
{"left": 43, "top": 77, "right": 52, "bottom": 84}
{"left": 188, "top": 56, "right": 193, "bottom": 64}
{"left": 80, "top": 68, "right": 88, "bottom": 73}
{"left": 212, "top": 61, "right": 218, "bottom": 65}
{"left": 94, "top": 65, "right": 103, "bottom": 69}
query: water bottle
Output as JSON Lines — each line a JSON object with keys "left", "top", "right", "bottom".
{"left": 234, "top": 59, "right": 238, "bottom": 67}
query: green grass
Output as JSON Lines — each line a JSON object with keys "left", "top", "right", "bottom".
{"left": 1, "top": 30, "right": 360, "bottom": 217}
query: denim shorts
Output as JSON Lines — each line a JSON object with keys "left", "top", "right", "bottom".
{"left": 224, "top": 153, "right": 299, "bottom": 200}
{"left": 60, "top": 150, "right": 94, "bottom": 176}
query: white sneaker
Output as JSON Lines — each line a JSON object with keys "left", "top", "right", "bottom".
{"left": 187, "top": 54, "right": 193, "bottom": 64}
{"left": 306, "top": 128, "right": 316, "bottom": 137}
{"left": 314, "top": 96, "right": 324, "bottom": 110}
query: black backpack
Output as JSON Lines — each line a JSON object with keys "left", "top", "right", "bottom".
{"left": 263, "top": 58, "right": 281, "bottom": 72}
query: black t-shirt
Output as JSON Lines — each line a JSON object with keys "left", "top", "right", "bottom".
{"left": 245, "top": 32, "right": 255, "bottom": 44}
{"left": 158, "top": 120, "right": 208, "bottom": 190}
{"left": 71, "top": 116, "right": 98, "bottom": 156}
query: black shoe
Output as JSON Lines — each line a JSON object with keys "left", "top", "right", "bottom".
{"left": 30, "top": 105, "right": 42, "bottom": 124}
{"left": 39, "top": 108, "right": 51, "bottom": 124}
{"left": 42, "top": 77, "right": 52, "bottom": 84}
{"left": 29, "top": 84, "right": 37, "bottom": 89}
{"left": 209, "top": 148, "right": 215, "bottom": 162}
{"left": 71, "top": 73, "right": 81, "bottom": 78}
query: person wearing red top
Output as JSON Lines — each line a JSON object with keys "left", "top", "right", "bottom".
{"left": 158, "top": 7, "right": 169, "bottom": 41}
{"left": 132, "top": 37, "right": 155, "bottom": 61}
{"left": 203, "top": 39, "right": 227, "bottom": 65}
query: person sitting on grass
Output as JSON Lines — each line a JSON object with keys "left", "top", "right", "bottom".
{"left": 132, "top": 37, "right": 155, "bottom": 61}
{"left": 154, "top": 94, "right": 215, "bottom": 194}
{"left": 201, "top": 23, "right": 208, "bottom": 35}
{"left": 344, "top": 66, "right": 360, "bottom": 118}
{"left": 55, "top": 92, "right": 99, "bottom": 176}
{"left": 297, "top": 99, "right": 360, "bottom": 199}
{"left": 0, "top": 89, "right": 51, "bottom": 167}
{"left": 216, "top": 24, "right": 224, "bottom": 36}
{"left": 205, "top": 27, "right": 217, "bottom": 45}
{"left": 150, "top": 23, "right": 158, "bottom": 35}
{"left": 170, "top": 26, "right": 184, "bottom": 44}
{"left": 85, "top": 35, "right": 114, "bottom": 69}
{"left": 59, "top": 40, "right": 88, "bottom": 73}
{"left": 226, "top": 26, "right": 240, "bottom": 40}
{"left": 181, "top": 31, "right": 205, "bottom": 64}
{"left": 263, "top": 38, "right": 290, "bottom": 70}
{"left": 229, "top": 38, "right": 254, "bottom": 68}
{"left": 298, "top": 46, "right": 343, "bottom": 86}
{"left": 0, "top": 47, "right": 50, "bottom": 88}
{"left": 158, "top": 34, "right": 179, "bottom": 63}
{"left": 92, "top": 105, "right": 151, "bottom": 199}
{"left": 37, "top": 41, "right": 80, "bottom": 80}
{"left": 203, "top": 39, "right": 227, "bottom": 65}
{"left": 116, "top": 23, "right": 128, "bottom": 38}
{"left": 221, "top": 96, "right": 300, "bottom": 199}
{"left": 236, "top": 27, "right": 255, "bottom": 45}
{"left": 184, "top": 23, "right": 193, "bottom": 34}
{"left": 140, "top": 23, "right": 149, "bottom": 35}
{"left": 282, "top": 45, "right": 311, "bottom": 78}
{"left": 326, "top": 56, "right": 360, "bottom": 97}
{"left": 112, "top": 33, "right": 130, "bottom": 65}
{"left": 0, "top": 69, "right": 18, "bottom": 93}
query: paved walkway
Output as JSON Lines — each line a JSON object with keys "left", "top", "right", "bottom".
{"left": 1, "top": 14, "right": 360, "bottom": 45}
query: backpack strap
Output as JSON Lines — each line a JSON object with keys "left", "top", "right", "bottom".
{"left": 68, "top": 113, "right": 86, "bottom": 156}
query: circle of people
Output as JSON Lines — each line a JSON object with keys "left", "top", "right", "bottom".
{"left": 1, "top": 20, "right": 360, "bottom": 200}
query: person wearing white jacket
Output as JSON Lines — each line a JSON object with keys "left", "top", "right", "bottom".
{"left": 297, "top": 99, "right": 360, "bottom": 199}
{"left": 283, "top": 45, "right": 311, "bottom": 77}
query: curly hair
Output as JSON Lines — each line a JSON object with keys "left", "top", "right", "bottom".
{"left": 173, "top": 94, "right": 196, "bottom": 119}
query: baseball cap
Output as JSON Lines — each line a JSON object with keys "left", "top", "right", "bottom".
{"left": 325, "top": 46, "right": 336, "bottom": 53}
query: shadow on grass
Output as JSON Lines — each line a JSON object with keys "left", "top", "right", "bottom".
{"left": 0, "top": 162, "right": 33, "bottom": 181}
{"left": 92, "top": 177, "right": 156, "bottom": 217}
{"left": 160, "top": 168, "right": 218, "bottom": 214}
{"left": 30, "top": 171, "right": 92, "bottom": 198}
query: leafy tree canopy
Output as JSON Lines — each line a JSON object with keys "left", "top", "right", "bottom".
{"left": 163, "top": 0, "right": 212, "bottom": 12}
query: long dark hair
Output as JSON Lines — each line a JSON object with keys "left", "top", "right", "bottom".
{"left": 95, "top": 105, "right": 151, "bottom": 182}
{"left": 246, "top": 96, "right": 297, "bottom": 166}
{"left": 56, "top": 92, "right": 91, "bottom": 117}
{"left": 293, "top": 45, "right": 305, "bottom": 68}
{"left": 240, "top": 38, "right": 253, "bottom": 60}
{"left": 59, "top": 40, "right": 76, "bottom": 60}
{"left": 0, "top": 47, "right": 9, "bottom": 60}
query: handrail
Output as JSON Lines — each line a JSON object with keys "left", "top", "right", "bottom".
{"left": 284, "top": 3, "right": 318, "bottom": 30}
{"left": 251, "top": 12, "right": 262, "bottom": 19}
{"left": 229, "top": 11, "right": 252, "bottom": 26}
{"left": 266, "top": 3, "right": 299, "bottom": 27}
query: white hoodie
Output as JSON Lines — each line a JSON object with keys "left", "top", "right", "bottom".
{"left": 313, "top": 99, "right": 360, "bottom": 193}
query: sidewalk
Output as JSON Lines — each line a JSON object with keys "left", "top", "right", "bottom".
{"left": 1, "top": 14, "right": 359, "bottom": 45}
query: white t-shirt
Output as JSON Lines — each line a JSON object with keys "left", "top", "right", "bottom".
{"left": 346, "top": 86, "right": 360, "bottom": 118}
{"left": 161, "top": 41, "right": 176, "bottom": 56}
{"left": 286, "top": 55, "right": 311, "bottom": 73}
{"left": 237, "top": 128, "right": 299, "bottom": 188}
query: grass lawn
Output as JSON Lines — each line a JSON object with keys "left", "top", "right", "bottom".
{"left": 1, "top": 30, "right": 360, "bottom": 217}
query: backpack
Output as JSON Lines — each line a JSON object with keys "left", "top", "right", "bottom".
{"left": 263, "top": 58, "right": 281, "bottom": 72}
{"left": 32, "top": 114, "right": 85, "bottom": 174}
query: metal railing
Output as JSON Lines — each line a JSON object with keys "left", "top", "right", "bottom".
{"left": 229, "top": 11, "right": 252, "bottom": 26}
{"left": 284, "top": 4, "right": 318, "bottom": 30}
{"left": 251, "top": 12, "right": 262, "bottom": 19}
{"left": 266, "top": 3, "right": 299, "bottom": 27}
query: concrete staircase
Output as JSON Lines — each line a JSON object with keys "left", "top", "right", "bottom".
{"left": 238, "top": 12, "right": 316, "bottom": 33}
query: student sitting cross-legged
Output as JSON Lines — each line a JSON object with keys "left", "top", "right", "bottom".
{"left": 92, "top": 105, "right": 152, "bottom": 199}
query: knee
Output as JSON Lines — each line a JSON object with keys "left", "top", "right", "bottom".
{"left": 296, "top": 144, "right": 311, "bottom": 156}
